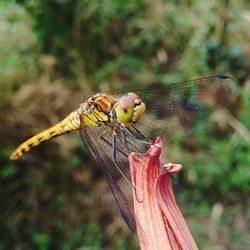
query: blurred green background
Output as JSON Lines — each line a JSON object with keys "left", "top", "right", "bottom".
{"left": 0, "top": 0, "right": 249, "bottom": 249}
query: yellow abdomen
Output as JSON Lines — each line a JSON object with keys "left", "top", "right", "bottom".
{"left": 10, "top": 110, "right": 81, "bottom": 160}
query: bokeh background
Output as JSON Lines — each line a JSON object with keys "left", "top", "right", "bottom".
{"left": 1, "top": 1, "right": 250, "bottom": 249}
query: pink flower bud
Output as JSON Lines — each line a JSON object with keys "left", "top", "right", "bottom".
{"left": 129, "top": 137, "right": 198, "bottom": 250}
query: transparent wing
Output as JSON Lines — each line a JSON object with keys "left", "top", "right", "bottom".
{"left": 114, "top": 75, "right": 238, "bottom": 141}
{"left": 81, "top": 122, "right": 149, "bottom": 181}
{"left": 80, "top": 123, "right": 149, "bottom": 234}
{"left": 79, "top": 75, "right": 238, "bottom": 233}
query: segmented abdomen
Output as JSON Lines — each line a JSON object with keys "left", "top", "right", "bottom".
{"left": 10, "top": 111, "right": 81, "bottom": 160}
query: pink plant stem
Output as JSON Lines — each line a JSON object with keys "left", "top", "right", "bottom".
{"left": 129, "top": 137, "right": 198, "bottom": 250}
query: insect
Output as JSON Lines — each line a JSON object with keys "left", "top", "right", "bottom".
{"left": 10, "top": 75, "right": 238, "bottom": 233}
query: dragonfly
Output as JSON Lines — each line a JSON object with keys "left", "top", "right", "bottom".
{"left": 10, "top": 75, "right": 238, "bottom": 234}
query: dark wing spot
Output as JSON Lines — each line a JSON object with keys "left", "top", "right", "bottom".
{"left": 216, "top": 75, "right": 230, "bottom": 80}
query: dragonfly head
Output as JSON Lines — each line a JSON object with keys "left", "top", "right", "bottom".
{"left": 115, "top": 92, "right": 146, "bottom": 123}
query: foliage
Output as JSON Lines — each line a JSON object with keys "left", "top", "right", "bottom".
{"left": 0, "top": 2, "right": 38, "bottom": 106}
{"left": 1, "top": 0, "right": 249, "bottom": 249}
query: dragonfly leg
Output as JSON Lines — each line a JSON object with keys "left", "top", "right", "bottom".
{"left": 112, "top": 132, "right": 143, "bottom": 203}
{"left": 112, "top": 132, "right": 133, "bottom": 183}
{"left": 125, "top": 125, "right": 162, "bottom": 152}
{"left": 123, "top": 125, "right": 153, "bottom": 145}
{"left": 112, "top": 132, "right": 117, "bottom": 163}
{"left": 130, "top": 124, "right": 152, "bottom": 141}
{"left": 163, "top": 168, "right": 176, "bottom": 184}
{"left": 120, "top": 127, "right": 163, "bottom": 165}
{"left": 98, "top": 133, "right": 134, "bottom": 186}
{"left": 121, "top": 128, "right": 140, "bottom": 153}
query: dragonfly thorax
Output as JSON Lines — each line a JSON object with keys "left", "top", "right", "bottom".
{"left": 115, "top": 92, "right": 146, "bottom": 124}
{"left": 90, "top": 93, "right": 117, "bottom": 113}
